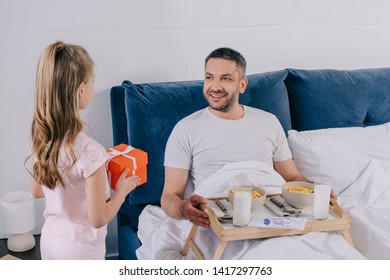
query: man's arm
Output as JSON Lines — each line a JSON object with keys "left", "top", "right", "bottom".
{"left": 274, "top": 158, "right": 336, "bottom": 199}
{"left": 273, "top": 158, "right": 309, "bottom": 183}
{"left": 161, "top": 167, "right": 209, "bottom": 227}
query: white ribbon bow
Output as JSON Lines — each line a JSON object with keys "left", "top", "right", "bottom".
{"left": 107, "top": 145, "right": 137, "bottom": 176}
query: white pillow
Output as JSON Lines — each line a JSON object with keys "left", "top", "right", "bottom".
{"left": 287, "top": 122, "right": 390, "bottom": 194}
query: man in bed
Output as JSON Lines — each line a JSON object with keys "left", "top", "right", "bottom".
{"left": 161, "top": 47, "right": 319, "bottom": 227}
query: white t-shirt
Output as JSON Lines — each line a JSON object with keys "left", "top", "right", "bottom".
{"left": 165, "top": 106, "right": 292, "bottom": 189}
{"left": 42, "top": 131, "right": 110, "bottom": 244}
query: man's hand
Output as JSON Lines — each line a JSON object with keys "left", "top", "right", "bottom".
{"left": 330, "top": 189, "right": 337, "bottom": 200}
{"left": 183, "top": 194, "right": 209, "bottom": 227}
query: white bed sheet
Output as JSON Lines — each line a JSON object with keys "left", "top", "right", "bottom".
{"left": 136, "top": 161, "right": 364, "bottom": 260}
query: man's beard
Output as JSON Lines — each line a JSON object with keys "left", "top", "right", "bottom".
{"left": 207, "top": 91, "right": 237, "bottom": 112}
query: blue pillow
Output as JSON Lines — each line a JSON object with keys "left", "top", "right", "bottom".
{"left": 243, "top": 70, "right": 291, "bottom": 133}
{"left": 286, "top": 68, "right": 390, "bottom": 131}
{"left": 121, "top": 69, "right": 290, "bottom": 205}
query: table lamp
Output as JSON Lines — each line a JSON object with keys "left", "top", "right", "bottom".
{"left": 0, "top": 191, "right": 36, "bottom": 252}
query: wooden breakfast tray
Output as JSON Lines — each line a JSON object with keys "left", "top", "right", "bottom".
{"left": 181, "top": 195, "right": 353, "bottom": 260}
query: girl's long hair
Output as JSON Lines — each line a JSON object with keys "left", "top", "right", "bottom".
{"left": 30, "top": 41, "right": 93, "bottom": 189}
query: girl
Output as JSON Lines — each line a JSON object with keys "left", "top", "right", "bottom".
{"left": 28, "top": 41, "right": 140, "bottom": 259}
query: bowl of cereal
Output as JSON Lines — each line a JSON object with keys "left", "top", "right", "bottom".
{"left": 282, "top": 181, "right": 314, "bottom": 209}
{"left": 229, "top": 186, "right": 266, "bottom": 212}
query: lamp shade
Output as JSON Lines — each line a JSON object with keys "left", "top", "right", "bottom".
{"left": 0, "top": 191, "right": 36, "bottom": 233}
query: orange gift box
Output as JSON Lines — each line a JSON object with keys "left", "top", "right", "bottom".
{"left": 106, "top": 144, "right": 148, "bottom": 190}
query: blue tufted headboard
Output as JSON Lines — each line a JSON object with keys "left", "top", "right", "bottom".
{"left": 110, "top": 67, "right": 390, "bottom": 259}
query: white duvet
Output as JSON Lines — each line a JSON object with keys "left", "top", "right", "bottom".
{"left": 338, "top": 160, "right": 390, "bottom": 259}
{"left": 136, "top": 161, "right": 365, "bottom": 260}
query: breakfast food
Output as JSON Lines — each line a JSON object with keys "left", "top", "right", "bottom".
{"left": 229, "top": 188, "right": 264, "bottom": 198}
{"left": 287, "top": 187, "right": 314, "bottom": 194}
{"left": 251, "top": 190, "right": 262, "bottom": 198}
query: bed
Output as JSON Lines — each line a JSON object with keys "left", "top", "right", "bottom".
{"left": 110, "top": 67, "right": 390, "bottom": 260}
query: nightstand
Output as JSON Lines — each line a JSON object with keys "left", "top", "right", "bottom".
{"left": 0, "top": 235, "right": 41, "bottom": 260}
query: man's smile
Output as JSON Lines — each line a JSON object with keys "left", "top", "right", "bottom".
{"left": 208, "top": 91, "right": 228, "bottom": 100}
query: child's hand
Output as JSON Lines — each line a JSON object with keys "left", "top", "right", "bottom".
{"left": 116, "top": 168, "right": 141, "bottom": 195}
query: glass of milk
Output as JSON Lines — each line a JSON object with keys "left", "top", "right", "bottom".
{"left": 233, "top": 186, "right": 252, "bottom": 227}
{"left": 312, "top": 183, "right": 331, "bottom": 219}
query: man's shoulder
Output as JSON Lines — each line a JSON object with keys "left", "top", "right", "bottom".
{"left": 177, "top": 108, "right": 208, "bottom": 125}
{"left": 244, "top": 105, "right": 277, "bottom": 119}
